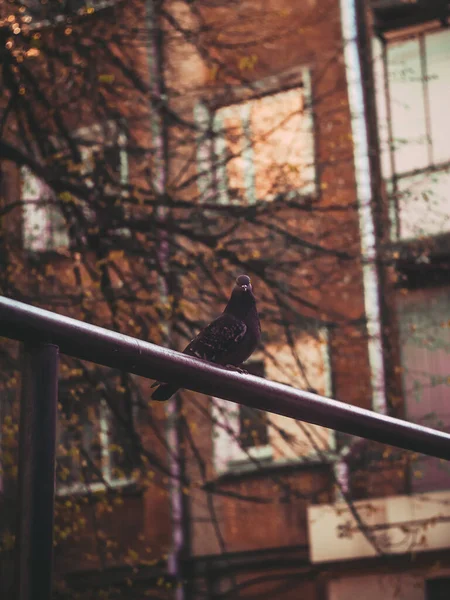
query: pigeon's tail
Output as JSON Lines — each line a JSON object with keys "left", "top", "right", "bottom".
{"left": 151, "top": 382, "right": 179, "bottom": 401}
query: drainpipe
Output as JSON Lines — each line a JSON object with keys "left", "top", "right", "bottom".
{"left": 339, "top": 0, "right": 387, "bottom": 417}
{"left": 145, "top": 2, "right": 186, "bottom": 598}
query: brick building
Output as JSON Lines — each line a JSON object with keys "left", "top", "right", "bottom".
{"left": 0, "top": 0, "right": 449, "bottom": 599}
{"left": 308, "top": 1, "right": 450, "bottom": 599}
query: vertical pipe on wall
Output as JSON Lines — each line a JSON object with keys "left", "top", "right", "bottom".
{"left": 339, "top": 0, "right": 387, "bottom": 416}
{"left": 145, "top": 2, "right": 186, "bottom": 598}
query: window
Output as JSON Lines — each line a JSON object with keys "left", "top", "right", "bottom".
{"left": 21, "top": 121, "right": 128, "bottom": 252}
{"left": 397, "top": 287, "right": 450, "bottom": 493}
{"left": 212, "top": 328, "right": 332, "bottom": 474}
{"left": 373, "top": 26, "right": 450, "bottom": 240}
{"left": 22, "top": 168, "right": 70, "bottom": 252}
{"left": 56, "top": 384, "right": 135, "bottom": 495}
{"left": 212, "top": 361, "right": 272, "bottom": 474}
{"left": 195, "top": 69, "right": 315, "bottom": 204}
{"left": 239, "top": 364, "right": 269, "bottom": 449}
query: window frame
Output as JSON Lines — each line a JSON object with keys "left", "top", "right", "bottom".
{"left": 21, "top": 167, "right": 71, "bottom": 253}
{"left": 56, "top": 386, "right": 137, "bottom": 497}
{"left": 373, "top": 22, "right": 450, "bottom": 241}
{"left": 396, "top": 285, "right": 450, "bottom": 494}
{"left": 195, "top": 66, "right": 316, "bottom": 205}
{"left": 211, "top": 360, "right": 273, "bottom": 474}
{"left": 211, "top": 327, "right": 333, "bottom": 475}
{"left": 21, "top": 120, "right": 129, "bottom": 253}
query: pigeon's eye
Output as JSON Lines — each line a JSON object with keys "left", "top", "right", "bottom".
{"left": 236, "top": 274, "right": 251, "bottom": 287}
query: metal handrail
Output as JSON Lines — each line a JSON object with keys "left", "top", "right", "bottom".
{"left": 1, "top": 295, "right": 450, "bottom": 461}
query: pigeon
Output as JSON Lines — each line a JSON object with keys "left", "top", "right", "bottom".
{"left": 151, "top": 274, "right": 261, "bottom": 401}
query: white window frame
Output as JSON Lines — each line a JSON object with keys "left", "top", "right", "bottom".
{"left": 212, "top": 327, "right": 332, "bottom": 475}
{"left": 211, "top": 392, "right": 273, "bottom": 475}
{"left": 56, "top": 398, "right": 135, "bottom": 497}
{"left": 373, "top": 24, "right": 450, "bottom": 241}
{"left": 76, "top": 122, "right": 129, "bottom": 235}
{"left": 21, "top": 120, "right": 129, "bottom": 252}
{"left": 22, "top": 167, "right": 70, "bottom": 252}
{"left": 195, "top": 67, "right": 316, "bottom": 205}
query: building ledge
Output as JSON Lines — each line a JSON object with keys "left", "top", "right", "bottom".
{"left": 204, "top": 452, "right": 336, "bottom": 485}
{"left": 371, "top": 0, "right": 450, "bottom": 34}
{"left": 383, "top": 232, "right": 450, "bottom": 288}
{"left": 386, "top": 230, "right": 450, "bottom": 260}
{"left": 308, "top": 489, "right": 450, "bottom": 563}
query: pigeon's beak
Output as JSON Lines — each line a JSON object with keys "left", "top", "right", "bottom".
{"left": 238, "top": 283, "right": 252, "bottom": 293}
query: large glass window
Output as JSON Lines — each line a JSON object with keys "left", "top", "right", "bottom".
{"left": 212, "top": 329, "right": 332, "bottom": 474}
{"left": 21, "top": 122, "right": 128, "bottom": 252}
{"left": 397, "top": 287, "right": 450, "bottom": 492}
{"left": 195, "top": 70, "right": 315, "bottom": 204}
{"left": 56, "top": 382, "right": 136, "bottom": 495}
{"left": 374, "top": 27, "right": 450, "bottom": 240}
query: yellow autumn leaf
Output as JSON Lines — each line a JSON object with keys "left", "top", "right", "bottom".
{"left": 59, "top": 191, "right": 73, "bottom": 203}
{"left": 98, "top": 74, "right": 115, "bottom": 84}
{"left": 108, "top": 250, "right": 125, "bottom": 261}
{"left": 207, "top": 65, "right": 219, "bottom": 82}
{"left": 238, "top": 54, "right": 258, "bottom": 72}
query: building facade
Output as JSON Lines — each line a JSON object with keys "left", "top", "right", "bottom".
{"left": 0, "top": 0, "right": 449, "bottom": 599}
{"left": 308, "top": 2, "right": 450, "bottom": 599}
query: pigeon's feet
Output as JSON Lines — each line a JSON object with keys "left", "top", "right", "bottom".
{"left": 224, "top": 364, "right": 248, "bottom": 374}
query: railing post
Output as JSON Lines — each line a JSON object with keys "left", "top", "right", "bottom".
{"left": 15, "top": 343, "right": 59, "bottom": 600}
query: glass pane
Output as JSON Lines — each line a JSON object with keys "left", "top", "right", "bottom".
{"left": 107, "top": 404, "right": 135, "bottom": 481}
{"left": 216, "top": 104, "right": 251, "bottom": 204}
{"left": 396, "top": 168, "right": 450, "bottom": 239}
{"left": 425, "top": 28, "right": 450, "bottom": 165}
{"left": 22, "top": 168, "right": 70, "bottom": 252}
{"left": 194, "top": 102, "right": 215, "bottom": 202}
{"left": 239, "top": 405, "right": 269, "bottom": 448}
{"left": 397, "top": 287, "right": 450, "bottom": 493}
{"left": 211, "top": 397, "right": 241, "bottom": 473}
{"left": 373, "top": 37, "right": 393, "bottom": 180}
{"left": 250, "top": 87, "right": 313, "bottom": 200}
{"left": 266, "top": 329, "right": 333, "bottom": 460}
{"left": 239, "top": 362, "right": 268, "bottom": 448}
{"left": 57, "top": 392, "right": 104, "bottom": 489}
{"left": 213, "top": 83, "right": 314, "bottom": 204}
{"left": 387, "top": 38, "right": 428, "bottom": 173}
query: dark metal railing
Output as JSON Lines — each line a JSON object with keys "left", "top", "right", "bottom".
{"left": 1, "top": 295, "right": 450, "bottom": 599}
